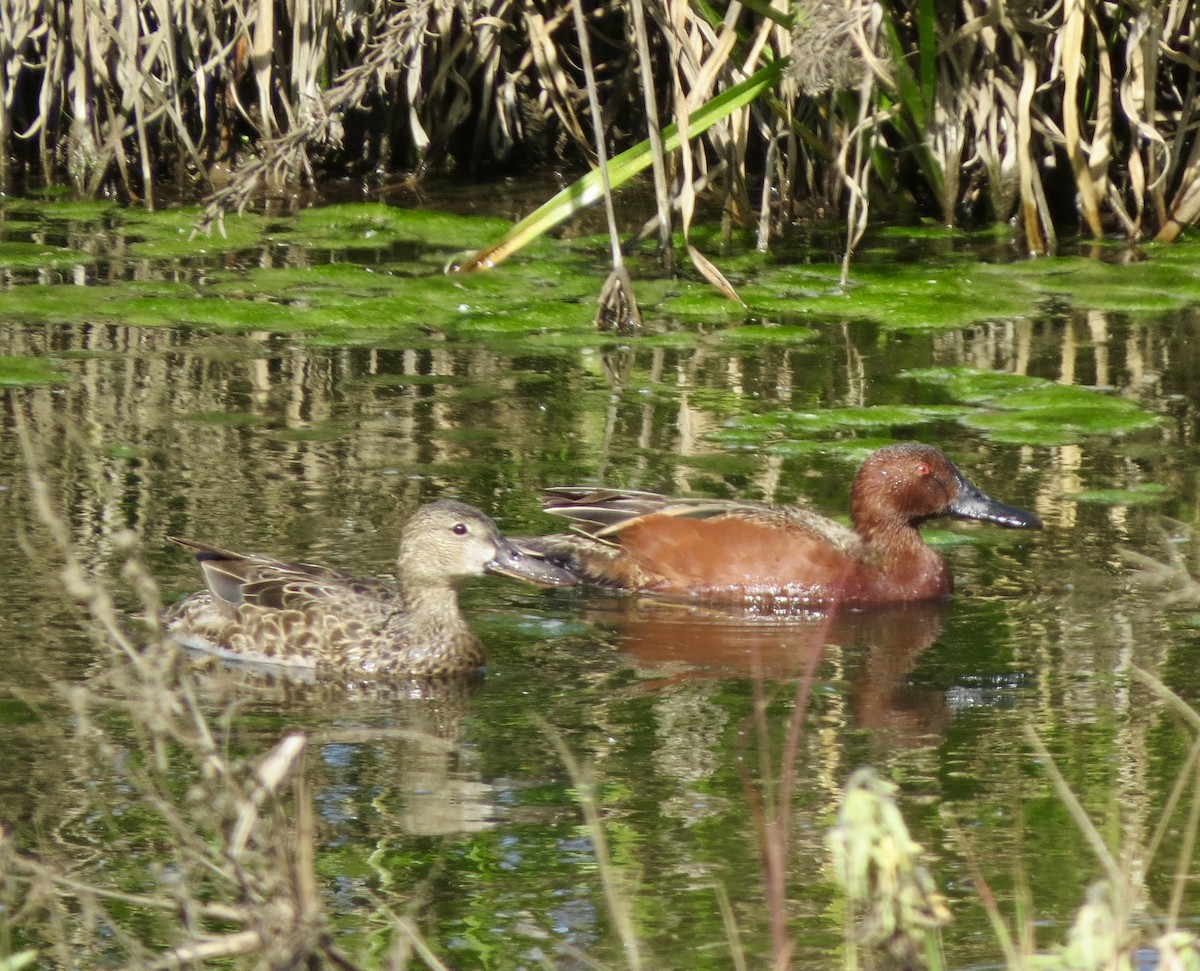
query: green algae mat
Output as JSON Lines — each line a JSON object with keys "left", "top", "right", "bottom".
{"left": 3, "top": 200, "right": 1200, "bottom": 337}
{"left": 0, "top": 198, "right": 1166, "bottom": 453}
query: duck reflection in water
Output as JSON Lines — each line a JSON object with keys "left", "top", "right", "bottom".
{"left": 184, "top": 660, "right": 500, "bottom": 837}
{"left": 577, "top": 598, "right": 958, "bottom": 745}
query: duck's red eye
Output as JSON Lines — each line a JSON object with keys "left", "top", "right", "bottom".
{"left": 452, "top": 523, "right": 469, "bottom": 535}
{"left": 915, "top": 462, "right": 931, "bottom": 476}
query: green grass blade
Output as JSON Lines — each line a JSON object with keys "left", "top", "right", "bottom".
{"left": 453, "top": 59, "right": 786, "bottom": 272}
{"left": 917, "top": 0, "right": 937, "bottom": 106}
{"left": 736, "top": 0, "right": 793, "bottom": 29}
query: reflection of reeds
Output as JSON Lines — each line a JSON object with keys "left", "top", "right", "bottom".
{"left": 545, "top": 656, "right": 1200, "bottom": 971}
{"left": 1, "top": 402, "right": 353, "bottom": 966}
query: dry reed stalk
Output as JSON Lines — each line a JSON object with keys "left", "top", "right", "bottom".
{"left": 1, "top": 400, "right": 362, "bottom": 968}
{"left": 543, "top": 722, "right": 645, "bottom": 971}
{"left": 5, "top": 0, "right": 1200, "bottom": 261}
{"left": 1059, "top": 0, "right": 1105, "bottom": 238}
{"left": 734, "top": 628, "right": 825, "bottom": 970}
{"left": 839, "top": 4, "right": 882, "bottom": 284}
{"left": 630, "top": 0, "right": 673, "bottom": 271}
{"left": 572, "top": 0, "right": 642, "bottom": 334}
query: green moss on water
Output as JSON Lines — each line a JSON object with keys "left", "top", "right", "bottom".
{"left": 0, "top": 355, "right": 71, "bottom": 386}
{"left": 274, "top": 425, "right": 347, "bottom": 443}
{"left": 121, "top": 208, "right": 267, "bottom": 258}
{"left": 959, "top": 412, "right": 1101, "bottom": 446}
{"left": 765, "top": 437, "right": 898, "bottom": 462}
{"left": 0, "top": 285, "right": 111, "bottom": 322}
{"left": 974, "top": 255, "right": 1200, "bottom": 313}
{"left": 119, "top": 295, "right": 311, "bottom": 331}
{"left": 0, "top": 241, "right": 92, "bottom": 270}
{"left": 876, "top": 223, "right": 1004, "bottom": 242}
{"left": 276, "top": 203, "right": 512, "bottom": 252}
{"left": 739, "top": 243, "right": 1200, "bottom": 328}
{"left": 441, "top": 425, "right": 501, "bottom": 441}
{"left": 658, "top": 286, "right": 752, "bottom": 322}
{"left": 492, "top": 255, "right": 607, "bottom": 295}
{"left": 961, "top": 400, "right": 1159, "bottom": 445}
{"left": 206, "top": 263, "right": 413, "bottom": 301}
{"left": 980, "top": 384, "right": 1159, "bottom": 438}
{"left": 0, "top": 281, "right": 205, "bottom": 325}
{"left": 709, "top": 324, "right": 818, "bottom": 345}
{"left": 710, "top": 365, "right": 1159, "bottom": 451}
{"left": 743, "top": 260, "right": 1044, "bottom": 329}
{"left": 0, "top": 200, "right": 1196, "bottom": 356}
{"left": 448, "top": 299, "right": 596, "bottom": 335}
{"left": 902, "top": 367, "right": 1046, "bottom": 403}
{"left": 508, "top": 330, "right": 630, "bottom": 351}
{"left": 903, "top": 366, "right": 1159, "bottom": 444}
{"left": 716, "top": 404, "right": 969, "bottom": 442}
{"left": 29, "top": 199, "right": 119, "bottom": 222}
{"left": 0, "top": 220, "right": 40, "bottom": 238}
{"left": 1073, "top": 483, "right": 1168, "bottom": 505}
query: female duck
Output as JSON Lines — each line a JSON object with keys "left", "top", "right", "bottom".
{"left": 166, "top": 499, "right": 574, "bottom": 677}
{"left": 525, "top": 443, "right": 1041, "bottom": 609}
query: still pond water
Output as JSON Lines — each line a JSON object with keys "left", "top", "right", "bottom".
{"left": 1, "top": 201, "right": 1200, "bottom": 967}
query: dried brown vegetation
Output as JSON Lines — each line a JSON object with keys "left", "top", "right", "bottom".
{"left": 0, "top": 404, "right": 438, "bottom": 969}
{"left": 3, "top": 0, "right": 1200, "bottom": 254}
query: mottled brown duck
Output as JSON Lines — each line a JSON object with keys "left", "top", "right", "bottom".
{"left": 166, "top": 500, "right": 575, "bottom": 678}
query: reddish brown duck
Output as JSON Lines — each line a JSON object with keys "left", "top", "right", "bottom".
{"left": 524, "top": 443, "right": 1041, "bottom": 609}
{"left": 166, "top": 499, "right": 575, "bottom": 677}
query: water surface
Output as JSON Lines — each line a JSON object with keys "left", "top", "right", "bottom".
{"left": 0, "top": 211, "right": 1196, "bottom": 967}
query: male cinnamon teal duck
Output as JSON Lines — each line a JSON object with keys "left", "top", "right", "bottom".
{"left": 523, "top": 443, "right": 1041, "bottom": 609}
{"left": 166, "top": 499, "right": 575, "bottom": 678}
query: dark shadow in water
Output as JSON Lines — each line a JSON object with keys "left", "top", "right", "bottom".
{"left": 577, "top": 597, "right": 952, "bottom": 743}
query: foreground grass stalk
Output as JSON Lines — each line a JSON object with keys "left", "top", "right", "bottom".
{"left": 829, "top": 768, "right": 951, "bottom": 970}
{"left": 544, "top": 722, "right": 645, "bottom": 971}
{"left": 1023, "top": 727, "right": 1125, "bottom": 890}
{"left": 946, "top": 821, "right": 1030, "bottom": 971}
{"left": 737, "top": 634, "right": 824, "bottom": 970}
{"left": 4, "top": 402, "right": 371, "bottom": 968}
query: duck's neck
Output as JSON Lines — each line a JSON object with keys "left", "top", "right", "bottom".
{"left": 857, "top": 520, "right": 951, "bottom": 601}
{"left": 858, "top": 517, "right": 926, "bottom": 549}
{"left": 396, "top": 573, "right": 470, "bottom": 628}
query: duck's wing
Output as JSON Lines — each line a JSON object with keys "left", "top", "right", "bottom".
{"left": 540, "top": 488, "right": 859, "bottom": 550}
{"left": 540, "top": 488, "right": 740, "bottom": 536}
{"left": 170, "top": 538, "right": 394, "bottom": 617}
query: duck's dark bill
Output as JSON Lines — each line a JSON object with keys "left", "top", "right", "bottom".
{"left": 949, "top": 480, "right": 1043, "bottom": 530}
{"left": 488, "top": 539, "right": 579, "bottom": 587}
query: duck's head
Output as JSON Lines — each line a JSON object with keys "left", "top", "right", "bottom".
{"left": 398, "top": 499, "right": 577, "bottom": 587}
{"left": 849, "top": 443, "right": 1043, "bottom": 535}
